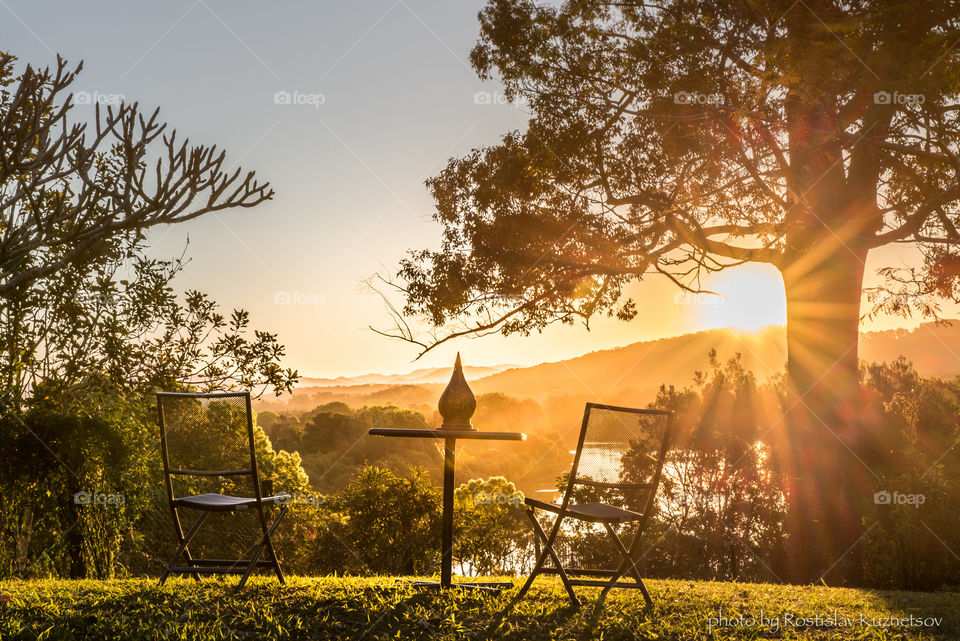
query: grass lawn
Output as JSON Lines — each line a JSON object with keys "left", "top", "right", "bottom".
{"left": 1, "top": 576, "right": 958, "bottom": 640}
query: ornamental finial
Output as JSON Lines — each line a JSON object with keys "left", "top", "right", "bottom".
{"left": 438, "top": 353, "right": 477, "bottom": 431}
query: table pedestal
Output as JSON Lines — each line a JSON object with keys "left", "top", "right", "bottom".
{"left": 441, "top": 436, "right": 454, "bottom": 587}
{"left": 368, "top": 428, "right": 525, "bottom": 590}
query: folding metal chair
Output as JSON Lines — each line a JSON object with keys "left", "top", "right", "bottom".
{"left": 513, "top": 403, "right": 672, "bottom": 609}
{"left": 156, "top": 391, "right": 290, "bottom": 588}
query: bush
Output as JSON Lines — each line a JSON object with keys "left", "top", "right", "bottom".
{"left": 305, "top": 466, "right": 441, "bottom": 575}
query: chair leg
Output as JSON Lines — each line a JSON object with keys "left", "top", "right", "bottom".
{"left": 515, "top": 508, "right": 579, "bottom": 608}
{"left": 601, "top": 523, "right": 653, "bottom": 607}
{"left": 508, "top": 513, "right": 551, "bottom": 608}
{"left": 160, "top": 511, "right": 209, "bottom": 585}
{"left": 533, "top": 517, "right": 541, "bottom": 561}
{"left": 259, "top": 505, "right": 288, "bottom": 585}
{"left": 262, "top": 509, "right": 287, "bottom": 584}
{"left": 166, "top": 506, "right": 202, "bottom": 582}
{"left": 238, "top": 505, "right": 288, "bottom": 589}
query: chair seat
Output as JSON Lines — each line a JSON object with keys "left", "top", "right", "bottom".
{"left": 173, "top": 493, "right": 291, "bottom": 512}
{"left": 525, "top": 497, "right": 643, "bottom": 523}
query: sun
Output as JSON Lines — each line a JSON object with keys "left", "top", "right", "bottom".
{"left": 696, "top": 264, "right": 787, "bottom": 332}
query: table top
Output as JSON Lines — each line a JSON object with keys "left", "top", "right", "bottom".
{"left": 368, "top": 428, "right": 526, "bottom": 441}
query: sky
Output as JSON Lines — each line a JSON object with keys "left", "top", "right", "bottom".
{"left": 1, "top": 1, "right": 945, "bottom": 378}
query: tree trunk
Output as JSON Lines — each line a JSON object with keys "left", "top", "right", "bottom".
{"left": 779, "top": 242, "right": 872, "bottom": 585}
{"left": 66, "top": 477, "right": 88, "bottom": 579}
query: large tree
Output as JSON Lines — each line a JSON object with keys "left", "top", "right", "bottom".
{"left": 389, "top": 1, "right": 960, "bottom": 583}
{"left": 0, "top": 52, "right": 293, "bottom": 406}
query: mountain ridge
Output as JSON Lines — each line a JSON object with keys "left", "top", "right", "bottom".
{"left": 261, "top": 322, "right": 960, "bottom": 413}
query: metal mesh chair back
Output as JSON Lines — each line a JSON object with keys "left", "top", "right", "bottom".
{"left": 156, "top": 392, "right": 267, "bottom": 564}
{"left": 157, "top": 392, "right": 258, "bottom": 500}
{"left": 569, "top": 404, "right": 672, "bottom": 515}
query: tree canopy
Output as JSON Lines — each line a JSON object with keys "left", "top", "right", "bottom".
{"left": 389, "top": 1, "right": 960, "bottom": 353}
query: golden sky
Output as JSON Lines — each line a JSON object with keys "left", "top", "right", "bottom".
{"left": 4, "top": 1, "right": 953, "bottom": 377}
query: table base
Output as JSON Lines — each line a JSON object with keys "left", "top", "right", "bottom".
{"left": 411, "top": 580, "right": 514, "bottom": 592}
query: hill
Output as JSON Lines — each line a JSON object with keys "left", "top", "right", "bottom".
{"left": 257, "top": 322, "right": 960, "bottom": 413}
{"left": 860, "top": 322, "right": 960, "bottom": 377}
{"left": 297, "top": 364, "right": 516, "bottom": 388}
{"left": 471, "top": 321, "right": 960, "bottom": 402}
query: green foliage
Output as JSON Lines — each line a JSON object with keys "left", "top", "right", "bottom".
{"left": 260, "top": 400, "right": 567, "bottom": 495}
{"left": 0, "top": 401, "right": 154, "bottom": 579}
{"left": 647, "top": 352, "right": 786, "bottom": 582}
{"left": 290, "top": 404, "right": 435, "bottom": 492}
{"left": 0, "top": 51, "right": 297, "bottom": 581}
{"left": 1, "top": 246, "right": 297, "bottom": 408}
{"left": 619, "top": 353, "right": 960, "bottom": 590}
{"left": 859, "top": 359, "right": 960, "bottom": 591}
{"left": 306, "top": 466, "right": 442, "bottom": 576}
{"left": 453, "top": 477, "right": 529, "bottom": 575}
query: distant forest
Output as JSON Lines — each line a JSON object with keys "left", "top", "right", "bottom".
{"left": 257, "top": 394, "right": 570, "bottom": 495}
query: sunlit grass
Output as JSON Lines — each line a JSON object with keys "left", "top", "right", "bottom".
{"left": 1, "top": 576, "right": 958, "bottom": 640}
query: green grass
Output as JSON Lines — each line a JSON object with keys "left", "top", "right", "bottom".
{"left": 0, "top": 576, "right": 957, "bottom": 640}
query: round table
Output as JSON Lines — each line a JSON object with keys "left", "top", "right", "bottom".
{"left": 367, "top": 428, "right": 526, "bottom": 590}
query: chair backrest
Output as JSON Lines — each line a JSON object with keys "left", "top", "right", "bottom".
{"left": 560, "top": 403, "right": 673, "bottom": 521}
{"left": 156, "top": 391, "right": 263, "bottom": 503}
